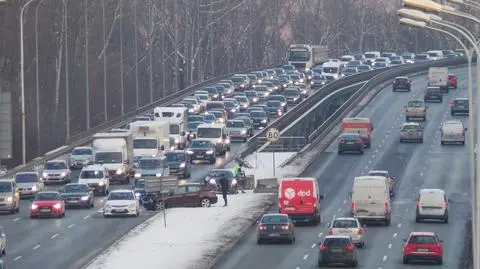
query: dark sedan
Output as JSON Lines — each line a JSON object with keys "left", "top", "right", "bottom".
{"left": 164, "top": 150, "right": 191, "bottom": 178}
{"left": 235, "top": 116, "right": 254, "bottom": 136}
{"left": 424, "top": 87, "right": 443, "bottom": 102}
{"left": 283, "top": 88, "right": 302, "bottom": 104}
{"left": 266, "top": 100, "right": 284, "bottom": 118}
{"left": 257, "top": 213, "right": 295, "bottom": 244}
{"left": 338, "top": 133, "right": 364, "bottom": 154}
{"left": 318, "top": 235, "right": 358, "bottom": 267}
{"left": 393, "top": 76, "right": 411, "bottom": 92}
{"left": 250, "top": 110, "right": 269, "bottom": 128}
{"left": 205, "top": 169, "right": 238, "bottom": 194}
{"left": 268, "top": 95, "right": 287, "bottom": 112}
{"left": 311, "top": 74, "right": 328, "bottom": 89}
{"left": 250, "top": 104, "right": 269, "bottom": 114}
{"left": 58, "top": 183, "right": 94, "bottom": 209}
{"left": 224, "top": 100, "right": 239, "bottom": 118}
{"left": 187, "top": 139, "right": 216, "bottom": 164}
{"left": 451, "top": 98, "right": 469, "bottom": 115}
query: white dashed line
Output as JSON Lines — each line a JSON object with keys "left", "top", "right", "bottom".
{"left": 14, "top": 256, "right": 22, "bottom": 261}
{"left": 368, "top": 160, "right": 372, "bottom": 164}
{"left": 405, "top": 208, "right": 409, "bottom": 212}
{"left": 364, "top": 166, "right": 369, "bottom": 170}
{"left": 296, "top": 267, "right": 300, "bottom": 269}
{"left": 311, "top": 243, "right": 316, "bottom": 248}
{"left": 51, "top": 233, "right": 58, "bottom": 239}
{"left": 33, "top": 244, "right": 41, "bottom": 250}
{"left": 67, "top": 224, "right": 75, "bottom": 229}
{"left": 337, "top": 208, "right": 341, "bottom": 212}
{"left": 372, "top": 154, "right": 375, "bottom": 158}
{"left": 383, "top": 255, "right": 388, "bottom": 262}
{"left": 83, "top": 215, "right": 90, "bottom": 220}
{"left": 343, "top": 200, "right": 347, "bottom": 204}
{"left": 398, "top": 223, "right": 402, "bottom": 228}
{"left": 318, "top": 232, "right": 323, "bottom": 237}
{"left": 303, "top": 254, "right": 308, "bottom": 260}
{"left": 13, "top": 217, "right": 20, "bottom": 222}
{"left": 393, "top": 233, "right": 398, "bottom": 238}
{"left": 388, "top": 243, "right": 392, "bottom": 249}
{"left": 420, "top": 172, "right": 424, "bottom": 176}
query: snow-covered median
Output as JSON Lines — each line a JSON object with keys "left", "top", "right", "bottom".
{"left": 85, "top": 191, "right": 274, "bottom": 269}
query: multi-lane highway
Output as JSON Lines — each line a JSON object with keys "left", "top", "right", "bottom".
{"left": 213, "top": 65, "right": 472, "bottom": 269}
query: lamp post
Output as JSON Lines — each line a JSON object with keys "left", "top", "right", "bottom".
{"left": 34, "top": 0, "right": 47, "bottom": 154}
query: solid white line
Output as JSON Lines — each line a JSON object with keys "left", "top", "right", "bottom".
{"left": 382, "top": 255, "right": 388, "bottom": 262}
{"left": 398, "top": 223, "right": 402, "bottom": 228}
{"left": 303, "top": 254, "right": 308, "bottom": 260}
{"left": 318, "top": 232, "right": 323, "bottom": 237}
{"left": 33, "top": 244, "right": 41, "bottom": 250}
{"left": 13, "top": 217, "right": 20, "bottom": 222}
{"left": 51, "top": 233, "right": 58, "bottom": 239}
{"left": 67, "top": 224, "right": 75, "bottom": 228}
{"left": 393, "top": 233, "right": 397, "bottom": 238}
{"left": 388, "top": 244, "right": 392, "bottom": 249}
{"left": 311, "top": 244, "right": 316, "bottom": 248}
{"left": 14, "top": 256, "right": 22, "bottom": 261}
{"left": 83, "top": 215, "right": 90, "bottom": 220}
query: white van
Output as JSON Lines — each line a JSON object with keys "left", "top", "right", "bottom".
{"left": 350, "top": 176, "right": 391, "bottom": 226}
{"left": 340, "top": 55, "right": 355, "bottom": 66}
{"left": 426, "top": 50, "right": 444, "bottom": 60}
{"left": 416, "top": 189, "right": 448, "bottom": 223}
{"left": 196, "top": 123, "right": 230, "bottom": 155}
{"left": 440, "top": 120, "right": 466, "bottom": 145}
{"left": 321, "top": 62, "right": 343, "bottom": 81}
{"left": 364, "top": 51, "right": 380, "bottom": 65}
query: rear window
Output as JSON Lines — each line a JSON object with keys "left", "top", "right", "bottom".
{"left": 454, "top": 100, "right": 468, "bottom": 106}
{"left": 261, "top": 215, "right": 289, "bottom": 224}
{"left": 324, "top": 238, "right": 350, "bottom": 247}
{"left": 427, "top": 88, "right": 440, "bottom": 93}
{"left": 395, "top": 78, "right": 408, "bottom": 82}
{"left": 340, "top": 134, "right": 360, "bottom": 140}
{"left": 368, "top": 172, "right": 388, "bottom": 177}
{"left": 332, "top": 219, "right": 357, "bottom": 228}
{"left": 419, "top": 192, "right": 445, "bottom": 203}
{"left": 407, "top": 101, "right": 424, "bottom": 107}
{"left": 408, "top": 235, "right": 437, "bottom": 244}
{"left": 402, "top": 125, "right": 420, "bottom": 130}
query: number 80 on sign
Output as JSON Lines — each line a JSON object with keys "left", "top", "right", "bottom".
{"left": 266, "top": 128, "right": 280, "bottom": 142}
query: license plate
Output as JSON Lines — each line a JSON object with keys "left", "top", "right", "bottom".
{"left": 340, "top": 229, "right": 350, "bottom": 233}
{"left": 285, "top": 207, "right": 295, "bottom": 210}
{"left": 331, "top": 248, "right": 342, "bottom": 253}
{"left": 458, "top": 105, "right": 465, "bottom": 108}
{"left": 112, "top": 209, "right": 126, "bottom": 213}
{"left": 69, "top": 200, "right": 78, "bottom": 203}
{"left": 40, "top": 209, "right": 51, "bottom": 212}
{"left": 347, "top": 141, "right": 355, "bottom": 144}
{"left": 196, "top": 155, "right": 203, "bottom": 158}
{"left": 416, "top": 248, "right": 429, "bottom": 252}
{"left": 269, "top": 233, "right": 280, "bottom": 237}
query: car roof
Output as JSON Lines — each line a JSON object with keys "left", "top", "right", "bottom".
{"left": 262, "top": 213, "right": 289, "bottom": 218}
{"left": 211, "top": 169, "right": 233, "bottom": 173}
{"left": 73, "top": 146, "right": 93, "bottom": 150}
{"left": 368, "top": 170, "right": 388, "bottom": 174}
{"left": 454, "top": 97, "right": 468, "bottom": 101}
{"left": 38, "top": 191, "right": 60, "bottom": 195}
{"left": 0, "top": 178, "right": 14, "bottom": 183}
{"left": 46, "top": 159, "right": 66, "bottom": 163}
{"left": 333, "top": 217, "right": 357, "bottom": 221}
{"left": 409, "top": 232, "right": 436, "bottom": 236}
{"left": 82, "top": 164, "right": 106, "bottom": 171}
{"left": 442, "top": 120, "right": 463, "bottom": 125}
{"left": 110, "top": 189, "right": 134, "bottom": 193}
{"left": 16, "top": 171, "right": 38, "bottom": 175}
{"left": 395, "top": 76, "right": 408, "bottom": 79}
{"left": 419, "top": 188, "right": 445, "bottom": 195}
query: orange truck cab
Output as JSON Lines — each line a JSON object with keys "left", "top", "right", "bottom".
{"left": 341, "top": 117, "right": 373, "bottom": 148}
{"left": 278, "top": 177, "right": 323, "bottom": 226}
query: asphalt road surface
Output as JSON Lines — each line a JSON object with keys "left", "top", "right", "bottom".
{"left": 213, "top": 65, "right": 473, "bottom": 269}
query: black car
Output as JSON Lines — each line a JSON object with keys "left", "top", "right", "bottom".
{"left": 187, "top": 139, "right": 216, "bottom": 164}
{"left": 164, "top": 150, "right": 191, "bottom": 178}
{"left": 283, "top": 88, "right": 302, "bottom": 104}
{"left": 450, "top": 98, "right": 469, "bottom": 115}
{"left": 393, "top": 76, "right": 411, "bottom": 92}
{"left": 338, "top": 133, "right": 364, "bottom": 154}
{"left": 257, "top": 213, "right": 295, "bottom": 244}
{"left": 268, "top": 95, "right": 288, "bottom": 112}
{"left": 266, "top": 100, "right": 284, "bottom": 118}
{"left": 223, "top": 100, "right": 238, "bottom": 118}
{"left": 250, "top": 104, "right": 269, "bottom": 114}
{"left": 186, "top": 121, "right": 204, "bottom": 139}
{"left": 205, "top": 169, "right": 238, "bottom": 194}
{"left": 311, "top": 74, "right": 328, "bottom": 89}
{"left": 58, "top": 183, "right": 94, "bottom": 209}
{"left": 249, "top": 110, "right": 269, "bottom": 128}
{"left": 318, "top": 235, "right": 358, "bottom": 267}
{"left": 277, "top": 75, "right": 290, "bottom": 88}
{"left": 424, "top": 87, "right": 443, "bottom": 102}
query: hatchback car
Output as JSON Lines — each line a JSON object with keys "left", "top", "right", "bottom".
{"left": 226, "top": 120, "right": 249, "bottom": 142}
{"left": 311, "top": 74, "right": 328, "bottom": 88}
{"left": 59, "top": 183, "right": 94, "bottom": 209}
{"left": 416, "top": 189, "right": 449, "bottom": 223}
{"left": 103, "top": 189, "right": 140, "bottom": 217}
{"left": 266, "top": 100, "right": 284, "bottom": 118}
{"left": 249, "top": 110, "right": 269, "bottom": 129}
{"left": 30, "top": 191, "right": 66, "bottom": 218}
{"left": 440, "top": 120, "right": 466, "bottom": 145}
{"left": 163, "top": 183, "right": 218, "bottom": 208}
{"left": 392, "top": 76, "right": 411, "bottom": 92}
{"left": 318, "top": 235, "right": 358, "bottom": 267}
{"left": 42, "top": 160, "right": 71, "bottom": 185}
{"left": 402, "top": 232, "right": 444, "bottom": 265}
{"left": 327, "top": 217, "right": 364, "bottom": 247}
{"left": 405, "top": 100, "right": 427, "bottom": 121}
{"left": 257, "top": 213, "right": 295, "bottom": 244}
{"left": 399, "top": 122, "right": 424, "bottom": 143}
{"left": 424, "top": 87, "right": 443, "bottom": 102}
{"left": 450, "top": 98, "right": 469, "bottom": 115}
{"left": 15, "top": 171, "right": 45, "bottom": 198}
{"left": 338, "top": 133, "right": 364, "bottom": 154}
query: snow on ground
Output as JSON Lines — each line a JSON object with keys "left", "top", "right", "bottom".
{"left": 85, "top": 191, "right": 274, "bottom": 269}
{"left": 225, "top": 152, "right": 300, "bottom": 179}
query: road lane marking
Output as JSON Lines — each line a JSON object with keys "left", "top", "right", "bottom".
{"left": 13, "top": 217, "right": 20, "bottom": 221}
{"left": 84, "top": 215, "right": 90, "bottom": 220}
{"left": 333, "top": 215, "right": 336, "bottom": 219}
{"left": 398, "top": 223, "right": 402, "bottom": 228}
{"left": 311, "top": 244, "right": 316, "bottom": 248}
{"left": 51, "top": 233, "right": 58, "bottom": 239}
{"left": 296, "top": 267, "right": 300, "bottom": 269}
{"left": 343, "top": 200, "right": 347, "bottom": 204}
{"left": 33, "top": 244, "right": 41, "bottom": 250}
{"left": 393, "top": 233, "right": 397, "bottom": 238}
{"left": 337, "top": 208, "right": 341, "bottom": 212}
{"left": 318, "top": 232, "right": 323, "bottom": 237}
{"left": 382, "top": 255, "right": 388, "bottom": 262}
{"left": 14, "top": 256, "right": 22, "bottom": 261}
{"left": 388, "top": 243, "right": 392, "bottom": 249}
{"left": 68, "top": 224, "right": 75, "bottom": 228}
{"left": 303, "top": 254, "right": 308, "bottom": 260}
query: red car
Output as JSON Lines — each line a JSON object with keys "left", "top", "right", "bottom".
{"left": 448, "top": 74, "right": 457, "bottom": 89}
{"left": 402, "top": 232, "right": 443, "bottom": 265}
{"left": 30, "top": 191, "right": 66, "bottom": 218}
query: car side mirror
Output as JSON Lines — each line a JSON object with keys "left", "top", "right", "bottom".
{"left": 160, "top": 145, "right": 165, "bottom": 151}
{"left": 181, "top": 131, "right": 186, "bottom": 136}
{"left": 465, "top": 128, "right": 468, "bottom": 131}
{"left": 123, "top": 160, "right": 128, "bottom": 164}
{"left": 348, "top": 192, "right": 352, "bottom": 199}
{"left": 320, "top": 194, "right": 324, "bottom": 200}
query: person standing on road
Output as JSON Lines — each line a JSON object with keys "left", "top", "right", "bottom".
{"left": 219, "top": 175, "right": 230, "bottom": 207}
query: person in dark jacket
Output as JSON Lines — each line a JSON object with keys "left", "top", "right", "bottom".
{"left": 219, "top": 176, "right": 230, "bottom": 207}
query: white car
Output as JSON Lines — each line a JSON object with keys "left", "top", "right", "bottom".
{"left": 78, "top": 165, "right": 110, "bottom": 196}
{"left": 0, "top": 227, "right": 5, "bottom": 257}
{"left": 327, "top": 217, "right": 365, "bottom": 248}
{"left": 103, "top": 190, "right": 140, "bottom": 218}
{"left": 440, "top": 120, "right": 466, "bottom": 145}
{"left": 416, "top": 189, "right": 449, "bottom": 223}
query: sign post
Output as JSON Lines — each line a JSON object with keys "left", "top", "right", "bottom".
{"left": 265, "top": 128, "right": 280, "bottom": 177}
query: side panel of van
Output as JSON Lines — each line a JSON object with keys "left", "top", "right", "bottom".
{"left": 278, "top": 178, "right": 320, "bottom": 224}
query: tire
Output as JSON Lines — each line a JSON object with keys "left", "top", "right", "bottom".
{"left": 318, "top": 261, "right": 324, "bottom": 268}
{"left": 350, "top": 260, "right": 358, "bottom": 268}
{"left": 440, "top": 98, "right": 443, "bottom": 103}
{"left": 393, "top": 88, "right": 396, "bottom": 92}
{"left": 385, "top": 218, "right": 390, "bottom": 226}
{"left": 16, "top": 204, "right": 19, "bottom": 212}
{"left": 243, "top": 137, "right": 247, "bottom": 142}
{"left": 451, "top": 111, "right": 454, "bottom": 116}
{"left": 190, "top": 159, "right": 194, "bottom": 164}
{"left": 403, "top": 256, "right": 409, "bottom": 264}
{"left": 103, "top": 214, "right": 109, "bottom": 218}
{"left": 405, "top": 117, "right": 409, "bottom": 121}
{"left": 419, "top": 139, "right": 423, "bottom": 143}
{"left": 338, "top": 150, "right": 343, "bottom": 155}
{"left": 200, "top": 198, "right": 211, "bottom": 208}
{"left": 422, "top": 116, "right": 426, "bottom": 121}
{"left": 288, "top": 237, "right": 294, "bottom": 244}
{"left": 257, "top": 239, "right": 262, "bottom": 245}
{"left": 461, "top": 141, "right": 465, "bottom": 145}
{"left": 438, "top": 257, "right": 443, "bottom": 265}
{"left": 400, "top": 139, "right": 403, "bottom": 143}
{"left": 30, "top": 215, "right": 35, "bottom": 219}
{"left": 441, "top": 141, "right": 445, "bottom": 145}
{"left": 444, "top": 214, "right": 449, "bottom": 223}
{"left": 210, "top": 158, "right": 215, "bottom": 164}
{"left": 359, "top": 150, "right": 364, "bottom": 155}
{"left": 415, "top": 216, "right": 421, "bottom": 223}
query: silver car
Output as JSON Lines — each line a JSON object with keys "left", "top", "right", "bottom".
{"left": 328, "top": 217, "right": 365, "bottom": 247}
{"left": 399, "top": 122, "right": 424, "bottom": 143}
{"left": 226, "top": 120, "right": 249, "bottom": 142}
{"left": 42, "top": 160, "right": 72, "bottom": 184}
{"left": 441, "top": 120, "right": 467, "bottom": 145}
{"left": 70, "top": 146, "right": 94, "bottom": 169}
{"left": 14, "top": 172, "right": 45, "bottom": 198}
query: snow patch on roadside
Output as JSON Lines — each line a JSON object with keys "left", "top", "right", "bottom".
{"left": 85, "top": 191, "right": 274, "bottom": 269}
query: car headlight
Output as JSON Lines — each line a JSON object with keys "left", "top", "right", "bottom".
{"left": 32, "top": 185, "right": 37, "bottom": 191}
{"left": 240, "top": 84, "right": 245, "bottom": 87}
{"left": 278, "top": 111, "right": 283, "bottom": 116}
{"left": 187, "top": 150, "right": 194, "bottom": 154}
{"left": 252, "top": 98, "right": 258, "bottom": 102}
{"left": 261, "top": 119, "right": 267, "bottom": 123}
{"left": 299, "top": 79, "right": 304, "bottom": 83}
{"left": 155, "top": 173, "right": 162, "bottom": 177}
{"left": 281, "top": 102, "right": 286, "bottom": 107}
{"left": 98, "top": 181, "right": 105, "bottom": 186}
{"left": 135, "top": 193, "right": 141, "bottom": 197}
{"left": 289, "top": 80, "right": 293, "bottom": 84}
{"left": 311, "top": 81, "right": 315, "bottom": 84}
{"left": 179, "top": 162, "right": 186, "bottom": 168}
{"left": 60, "top": 172, "right": 66, "bottom": 177}
{"left": 230, "top": 108, "right": 236, "bottom": 113}
{"left": 81, "top": 196, "right": 89, "bottom": 201}
{"left": 283, "top": 84, "right": 287, "bottom": 87}
{"left": 31, "top": 204, "right": 39, "bottom": 210}
{"left": 174, "top": 138, "right": 180, "bottom": 144}
{"left": 206, "top": 150, "right": 214, "bottom": 154}
{"left": 209, "top": 178, "right": 216, "bottom": 185}
{"left": 217, "top": 138, "right": 223, "bottom": 143}
{"left": 225, "top": 139, "right": 230, "bottom": 144}
{"left": 241, "top": 130, "right": 247, "bottom": 134}
{"left": 302, "top": 90, "right": 307, "bottom": 94}
{"left": 308, "top": 76, "right": 312, "bottom": 80}
{"left": 128, "top": 203, "right": 136, "bottom": 209}
{"left": 293, "top": 97, "right": 298, "bottom": 101}
{"left": 42, "top": 172, "right": 48, "bottom": 178}
{"left": 264, "top": 92, "right": 269, "bottom": 96}
{"left": 188, "top": 108, "right": 194, "bottom": 113}
{"left": 231, "top": 179, "right": 237, "bottom": 185}
{"left": 134, "top": 173, "right": 142, "bottom": 178}
{"left": 53, "top": 203, "right": 62, "bottom": 209}
{"left": 105, "top": 204, "right": 112, "bottom": 209}
{"left": 242, "top": 104, "right": 248, "bottom": 108}
{"left": 116, "top": 169, "right": 122, "bottom": 175}
{"left": 218, "top": 118, "right": 224, "bottom": 123}
{"left": 213, "top": 94, "right": 218, "bottom": 98}
{"left": 6, "top": 196, "right": 12, "bottom": 202}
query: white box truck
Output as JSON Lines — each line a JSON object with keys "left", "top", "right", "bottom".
{"left": 129, "top": 121, "right": 173, "bottom": 165}
{"left": 427, "top": 67, "right": 449, "bottom": 92}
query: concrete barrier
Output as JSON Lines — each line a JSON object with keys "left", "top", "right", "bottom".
{"left": 254, "top": 178, "right": 278, "bottom": 194}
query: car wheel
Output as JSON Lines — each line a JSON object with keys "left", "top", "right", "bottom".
{"left": 444, "top": 215, "right": 449, "bottom": 223}
{"left": 405, "top": 117, "right": 409, "bottom": 121}
{"left": 451, "top": 111, "right": 454, "bottom": 116}
{"left": 415, "top": 216, "right": 421, "bottom": 223}
{"left": 384, "top": 218, "right": 390, "bottom": 226}
{"left": 16, "top": 203, "right": 19, "bottom": 212}
{"left": 288, "top": 237, "right": 294, "bottom": 244}
{"left": 350, "top": 260, "right": 358, "bottom": 268}
{"left": 438, "top": 257, "right": 443, "bottom": 265}
{"left": 441, "top": 141, "right": 445, "bottom": 145}
{"left": 30, "top": 215, "right": 35, "bottom": 219}
{"left": 103, "top": 214, "right": 109, "bottom": 218}
{"left": 200, "top": 198, "right": 211, "bottom": 208}
{"left": 257, "top": 238, "right": 262, "bottom": 245}
{"left": 318, "top": 260, "right": 324, "bottom": 268}
{"left": 359, "top": 150, "right": 364, "bottom": 155}
{"left": 210, "top": 158, "right": 215, "bottom": 164}
{"left": 419, "top": 139, "right": 423, "bottom": 143}
{"left": 338, "top": 150, "right": 343, "bottom": 154}
{"left": 403, "top": 256, "right": 409, "bottom": 264}
{"left": 190, "top": 159, "right": 194, "bottom": 164}
{"left": 400, "top": 139, "right": 403, "bottom": 143}
{"left": 461, "top": 141, "right": 465, "bottom": 145}
{"left": 440, "top": 98, "right": 443, "bottom": 102}
{"left": 359, "top": 242, "right": 364, "bottom": 248}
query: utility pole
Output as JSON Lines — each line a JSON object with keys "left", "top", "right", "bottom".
{"left": 102, "top": 0, "right": 108, "bottom": 122}
{"left": 64, "top": 0, "right": 70, "bottom": 140}
{"left": 119, "top": 0, "right": 124, "bottom": 115}
{"left": 160, "top": 0, "right": 165, "bottom": 98}
{"left": 249, "top": 0, "right": 253, "bottom": 67}
{"left": 148, "top": 6, "right": 153, "bottom": 103}
{"left": 85, "top": 0, "right": 90, "bottom": 129}
{"left": 133, "top": 0, "right": 139, "bottom": 108}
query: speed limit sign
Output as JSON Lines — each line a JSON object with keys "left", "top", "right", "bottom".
{"left": 266, "top": 128, "right": 280, "bottom": 142}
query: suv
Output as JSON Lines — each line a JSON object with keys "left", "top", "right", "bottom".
{"left": 78, "top": 165, "right": 110, "bottom": 196}
{"left": 69, "top": 146, "right": 94, "bottom": 169}
{"left": 318, "top": 235, "right": 358, "bottom": 267}
{"left": 416, "top": 189, "right": 448, "bottom": 223}
{"left": 0, "top": 179, "right": 20, "bottom": 214}
{"left": 164, "top": 150, "right": 191, "bottom": 178}
{"left": 327, "top": 217, "right": 365, "bottom": 247}
{"left": 402, "top": 232, "right": 444, "bottom": 265}
{"left": 424, "top": 87, "right": 443, "bottom": 102}
{"left": 405, "top": 100, "right": 427, "bottom": 121}
{"left": 399, "top": 122, "right": 424, "bottom": 143}
{"left": 14, "top": 171, "right": 45, "bottom": 198}
{"left": 450, "top": 98, "right": 469, "bottom": 115}
{"left": 392, "top": 76, "right": 411, "bottom": 92}
{"left": 42, "top": 160, "right": 71, "bottom": 185}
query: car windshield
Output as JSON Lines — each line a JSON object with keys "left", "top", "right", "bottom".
{"left": 64, "top": 184, "right": 89, "bottom": 193}
{"left": 409, "top": 235, "right": 437, "bottom": 244}
{"left": 313, "top": 75, "right": 325, "bottom": 80}
{"left": 408, "top": 101, "right": 424, "bottom": 108}
{"left": 108, "top": 192, "right": 134, "bottom": 201}
{"left": 267, "top": 101, "right": 281, "bottom": 107}
{"left": 290, "top": 75, "right": 300, "bottom": 80}
{"left": 95, "top": 152, "right": 122, "bottom": 164}
{"left": 332, "top": 219, "right": 357, "bottom": 228}
{"left": 15, "top": 173, "right": 38, "bottom": 183}
{"left": 231, "top": 77, "right": 244, "bottom": 83}
{"left": 72, "top": 148, "right": 92, "bottom": 155}
{"left": 80, "top": 170, "right": 104, "bottom": 179}
{"left": 396, "top": 78, "right": 408, "bottom": 82}
{"left": 392, "top": 60, "right": 402, "bottom": 64}
{"left": 341, "top": 134, "right": 360, "bottom": 140}
{"left": 245, "top": 91, "right": 256, "bottom": 97}
{"left": 376, "top": 58, "right": 386, "bottom": 62}
{"left": 196, "top": 95, "right": 208, "bottom": 100}
{"left": 165, "top": 152, "right": 185, "bottom": 162}
{"left": 365, "top": 53, "right": 376, "bottom": 58}
{"left": 35, "top": 192, "right": 61, "bottom": 201}
{"left": 323, "top": 67, "right": 339, "bottom": 73}
{"left": 427, "top": 88, "right": 440, "bottom": 93}
{"left": 135, "top": 179, "right": 145, "bottom": 188}
{"left": 374, "top": 63, "right": 386, "bottom": 67}
{"left": 206, "top": 103, "right": 224, "bottom": 110}
{"left": 284, "top": 90, "right": 299, "bottom": 96}
{"left": 209, "top": 112, "right": 222, "bottom": 118}
{"left": 416, "top": 54, "right": 427, "bottom": 60}
{"left": 169, "top": 124, "right": 180, "bottom": 135}
{"left": 227, "top": 121, "right": 245, "bottom": 128}
{"left": 138, "top": 159, "right": 166, "bottom": 169}
{"left": 324, "top": 238, "right": 350, "bottom": 247}
{"left": 455, "top": 100, "right": 468, "bottom": 106}
{"left": 236, "top": 97, "right": 248, "bottom": 103}
{"left": 341, "top": 57, "right": 352, "bottom": 62}
{"left": 270, "top": 96, "right": 284, "bottom": 101}
{"left": 203, "top": 114, "right": 215, "bottom": 121}
{"left": 0, "top": 182, "right": 12, "bottom": 192}
{"left": 255, "top": 87, "right": 268, "bottom": 92}
{"left": 261, "top": 215, "right": 289, "bottom": 224}
{"left": 189, "top": 116, "right": 204, "bottom": 122}
{"left": 357, "top": 66, "right": 370, "bottom": 70}
{"left": 208, "top": 170, "right": 234, "bottom": 179}
{"left": 250, "top": 111, "right": 266, "bottom": 117}
{"left": 197, "top": 128, "right": 221, "bottom": 138}
{"left": 191, "top": 140, "right": 213, "bottom": 148}
{"left": 187, "top": 122, "right": 203, "bottom": 131}
{"left": 345, "top": 68, "right": 357, "bottom": 72}
{"left": 133, "top": 139, "right": 158, "bottom": 149}
{"left": 44, "top": 162, "right": 66, "bottom": 170}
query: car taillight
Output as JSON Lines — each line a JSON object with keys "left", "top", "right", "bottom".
{"left": 356, "top": 139, "right": 363, "bottom": 144}
{"left": 278, "top": 201, "right": 282, "bottom": 208}
{"left": 384, "top": 202, "right": 389, "bottom": 211}
{"left": 281, "top": 225, "right": 290, "bottom": 230}
{"left": 443, "top": 199, "right": 448, "bottom": 206}
{"left": 416, "top": 200, "right": 420, "bottom": 207}
{"left": 258, "top": 225, "right": 266, "bottom": 231}
{"left": 450, "top": 103, "right": 456, "bottom": 108}
{"left": 320, "top": 245, "right": 328, "bottom": 251}
{"left": 345, "top": 245, "right": 355, "bottom": 251}
{"left": 351, "top": 201, "right": 356, "bottom": 210}
{"left": 339, "top": 139, "right": 345, "bottom": 144}
{"left": 327, "top": 228, "right": 333, "bottom": 235}
{"left": 462, "top": 130, "right": 465, "bottom": 136}
{"left": 358, "top": 228, "right": 363, "bottom": 235}
{"left": 404, "top": 245, "right": 412, "bottom": 253}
